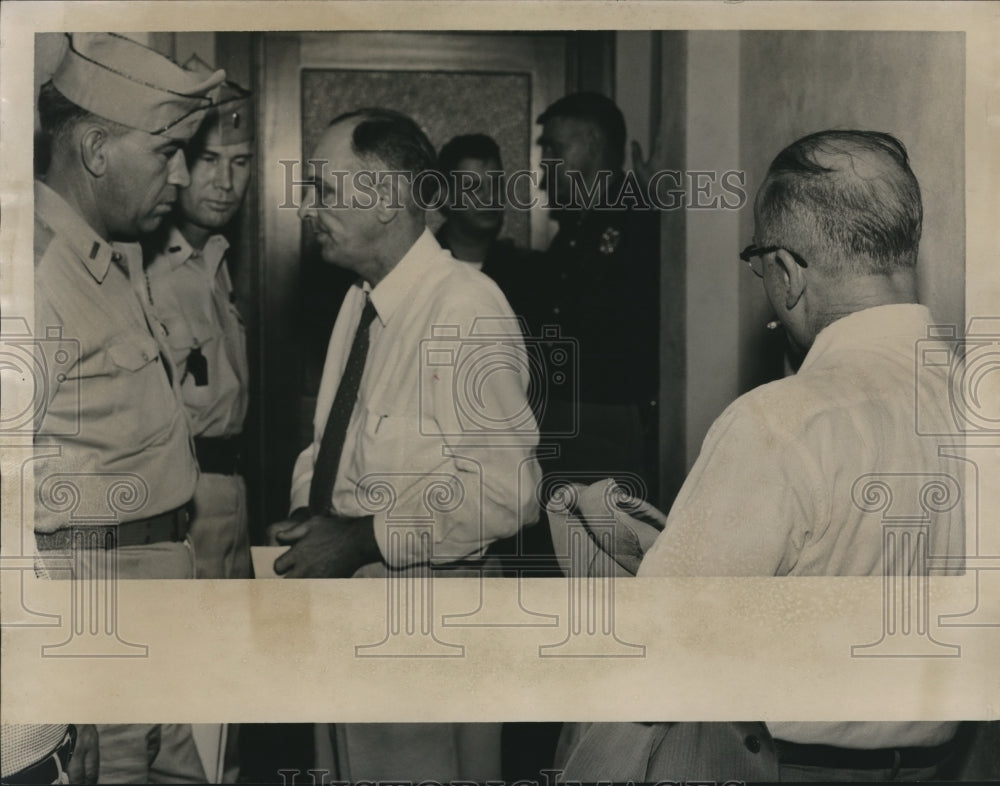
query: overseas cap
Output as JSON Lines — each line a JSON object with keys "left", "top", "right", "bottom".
{"left": 184, "top": 54, "right": 254, "bottom": 145}
{"left": 52, "top": 33, "right": 226, "bottom": 139}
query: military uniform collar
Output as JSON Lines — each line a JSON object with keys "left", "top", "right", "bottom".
{"left": 34, "top": 180, "right": 136, "bottom": 284}
{"left": 365, "top": 228, "right": 440, "bottom": 326}
{"left": 163, "top": 225, "right": 230, "bottom": 277}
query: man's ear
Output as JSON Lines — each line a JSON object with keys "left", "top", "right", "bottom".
{"left": 772, "top": 248, "right": 807, "bottom": 310}
{"left": 79, "top": 125, "right": 112, "bottom": 177}
{"left": 373, "top": 178, "right": 400, "bottom": 225}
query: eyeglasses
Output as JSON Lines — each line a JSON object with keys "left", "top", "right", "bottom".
{"left": 739, "top": 244, "right": 809, "bottom": 278}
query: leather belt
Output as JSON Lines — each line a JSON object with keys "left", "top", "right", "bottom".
{"left": 35, "top": 506, "right": 190, "bottom": 551}
{"left": 194, "top": 435, "right": 243, "bottom": 475}
{"left": 774, "top": 737, "right": 956, "bottom": 772}
{"left": 1, "top": 724, "right": 76, "bottom": 785}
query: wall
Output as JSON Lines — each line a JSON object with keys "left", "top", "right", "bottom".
{"left": 683, "top": 31, "right": 742, "bottom": 469}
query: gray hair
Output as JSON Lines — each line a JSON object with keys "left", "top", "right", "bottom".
{"left": 755, "top": 130, "right": 922, "bottom": 276}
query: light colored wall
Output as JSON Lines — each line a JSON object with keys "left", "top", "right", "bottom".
{"left": 684, "top": 31, "right": 742, "bottom": 469}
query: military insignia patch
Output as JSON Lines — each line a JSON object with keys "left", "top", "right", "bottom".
{"left": 599, "top": 227, "right": 622, "bottom": 255}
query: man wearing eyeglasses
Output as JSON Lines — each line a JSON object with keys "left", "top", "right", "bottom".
{"left": 556, "top": 130, "right": 967, "bottom": 781}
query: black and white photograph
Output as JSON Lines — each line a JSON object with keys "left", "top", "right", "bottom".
{"left": 1, "top": 3, "right": 999, "bottom": 785}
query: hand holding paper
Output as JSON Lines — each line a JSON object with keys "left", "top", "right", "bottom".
{"left": 546, "top": 478, "right": 666, "bottom": 577}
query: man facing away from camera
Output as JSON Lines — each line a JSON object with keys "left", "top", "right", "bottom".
{"left": 144, "top": 58, "right": 255, "bottom": 579}
{"left": 267, "top": 108, "right": 541, "bottom": 780}
{"left": 557, "top": 130, "right": 966, "bottom": 781}
{"left": 33, "top": 32, "right": 221, "bottom": 783}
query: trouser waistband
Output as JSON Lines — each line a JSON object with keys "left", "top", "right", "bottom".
{"left": 35, "top": 506, "right": 190, "bottom": 551}
{"left": 773, "top": 736, "right": 956, "bottom": 771}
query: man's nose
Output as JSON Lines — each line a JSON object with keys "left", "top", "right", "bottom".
{"left": 214, "top": 159, "right": 233, "bottom": 191}
{"left": 167, "top": 149, "right": 190, "bottom": 188}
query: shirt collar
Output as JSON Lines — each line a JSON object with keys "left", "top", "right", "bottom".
{"left": 162, "top": 225, "right": 230, "bottom": 277}
{"left": 34, "top": 180, "right": 128, "bottom": 284}
{"left": 799, "top": 303, "right": 935, "bottom": 372}
{"left": 366, "top": 228, "right": 440, "bottom": 326}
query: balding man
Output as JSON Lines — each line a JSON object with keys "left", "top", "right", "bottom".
{"left": 33, "top": 32, "right": 222, "bottom": 782}
{"left": 268, "top": 108, "right": 541, "bottom": 779}
{"left": 557, "top": 130, "right": 965, "bottom": 781}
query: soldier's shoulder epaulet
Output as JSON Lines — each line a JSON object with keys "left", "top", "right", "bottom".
{"left": 33, "top": 217, "right": 56, "bottom": 268}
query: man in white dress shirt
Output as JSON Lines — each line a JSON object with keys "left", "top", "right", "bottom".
{"left": 558, "top": 130, "right": 967, "bottom": 781}
{"left": 267, "top": 108, "right": 541, "bottom": 780}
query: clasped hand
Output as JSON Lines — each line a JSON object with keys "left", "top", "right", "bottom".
{"left": 266, "top": 513, "right": 378, "bottom": 578}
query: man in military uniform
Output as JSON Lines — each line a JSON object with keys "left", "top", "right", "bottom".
{"left": 33, "top": 32, "right": 222, "bottom": 782}
{"left": 144, "top": 59, "right": 254, "bottom": 579}
{"left": 535, "top": 92, "right": 660, "bottom": 496}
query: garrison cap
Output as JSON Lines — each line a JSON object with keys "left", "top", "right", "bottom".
{"left": 51, "top": 33, "right": 225, "bottom": 140}
{"left": 184, "top": 54, "right": 254, "bottom": 145}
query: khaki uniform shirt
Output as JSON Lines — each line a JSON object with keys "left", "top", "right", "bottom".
{"left": 145, "top": 227, "right": 248, "bottom": 439}
{"left": 33, "top": 182, "right": 197, "bottom": 533}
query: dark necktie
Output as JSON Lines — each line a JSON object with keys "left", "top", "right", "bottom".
{"left": 308, "top": 296, "right": 379, "bottom": 514}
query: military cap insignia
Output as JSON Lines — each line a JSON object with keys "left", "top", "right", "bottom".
{"left": 599, "top": 227, "right": 622, "bottom": 255}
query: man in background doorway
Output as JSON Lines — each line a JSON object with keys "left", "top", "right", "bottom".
{"left": 535, "top": 92, "right": 661, "bottom": 500}
{"left": 435, "top": 132, "right": 542, "bottom": 329}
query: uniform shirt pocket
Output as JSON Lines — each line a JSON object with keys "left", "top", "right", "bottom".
{"left": 104, "top": 335, "right": 176, "bottom": 447}
{"left": 106, "top": 335, "right": 161, "bottom": 372}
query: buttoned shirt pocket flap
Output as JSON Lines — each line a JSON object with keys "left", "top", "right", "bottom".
{"left": 106, "top": 335, "right": 160, "bottom": 372}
